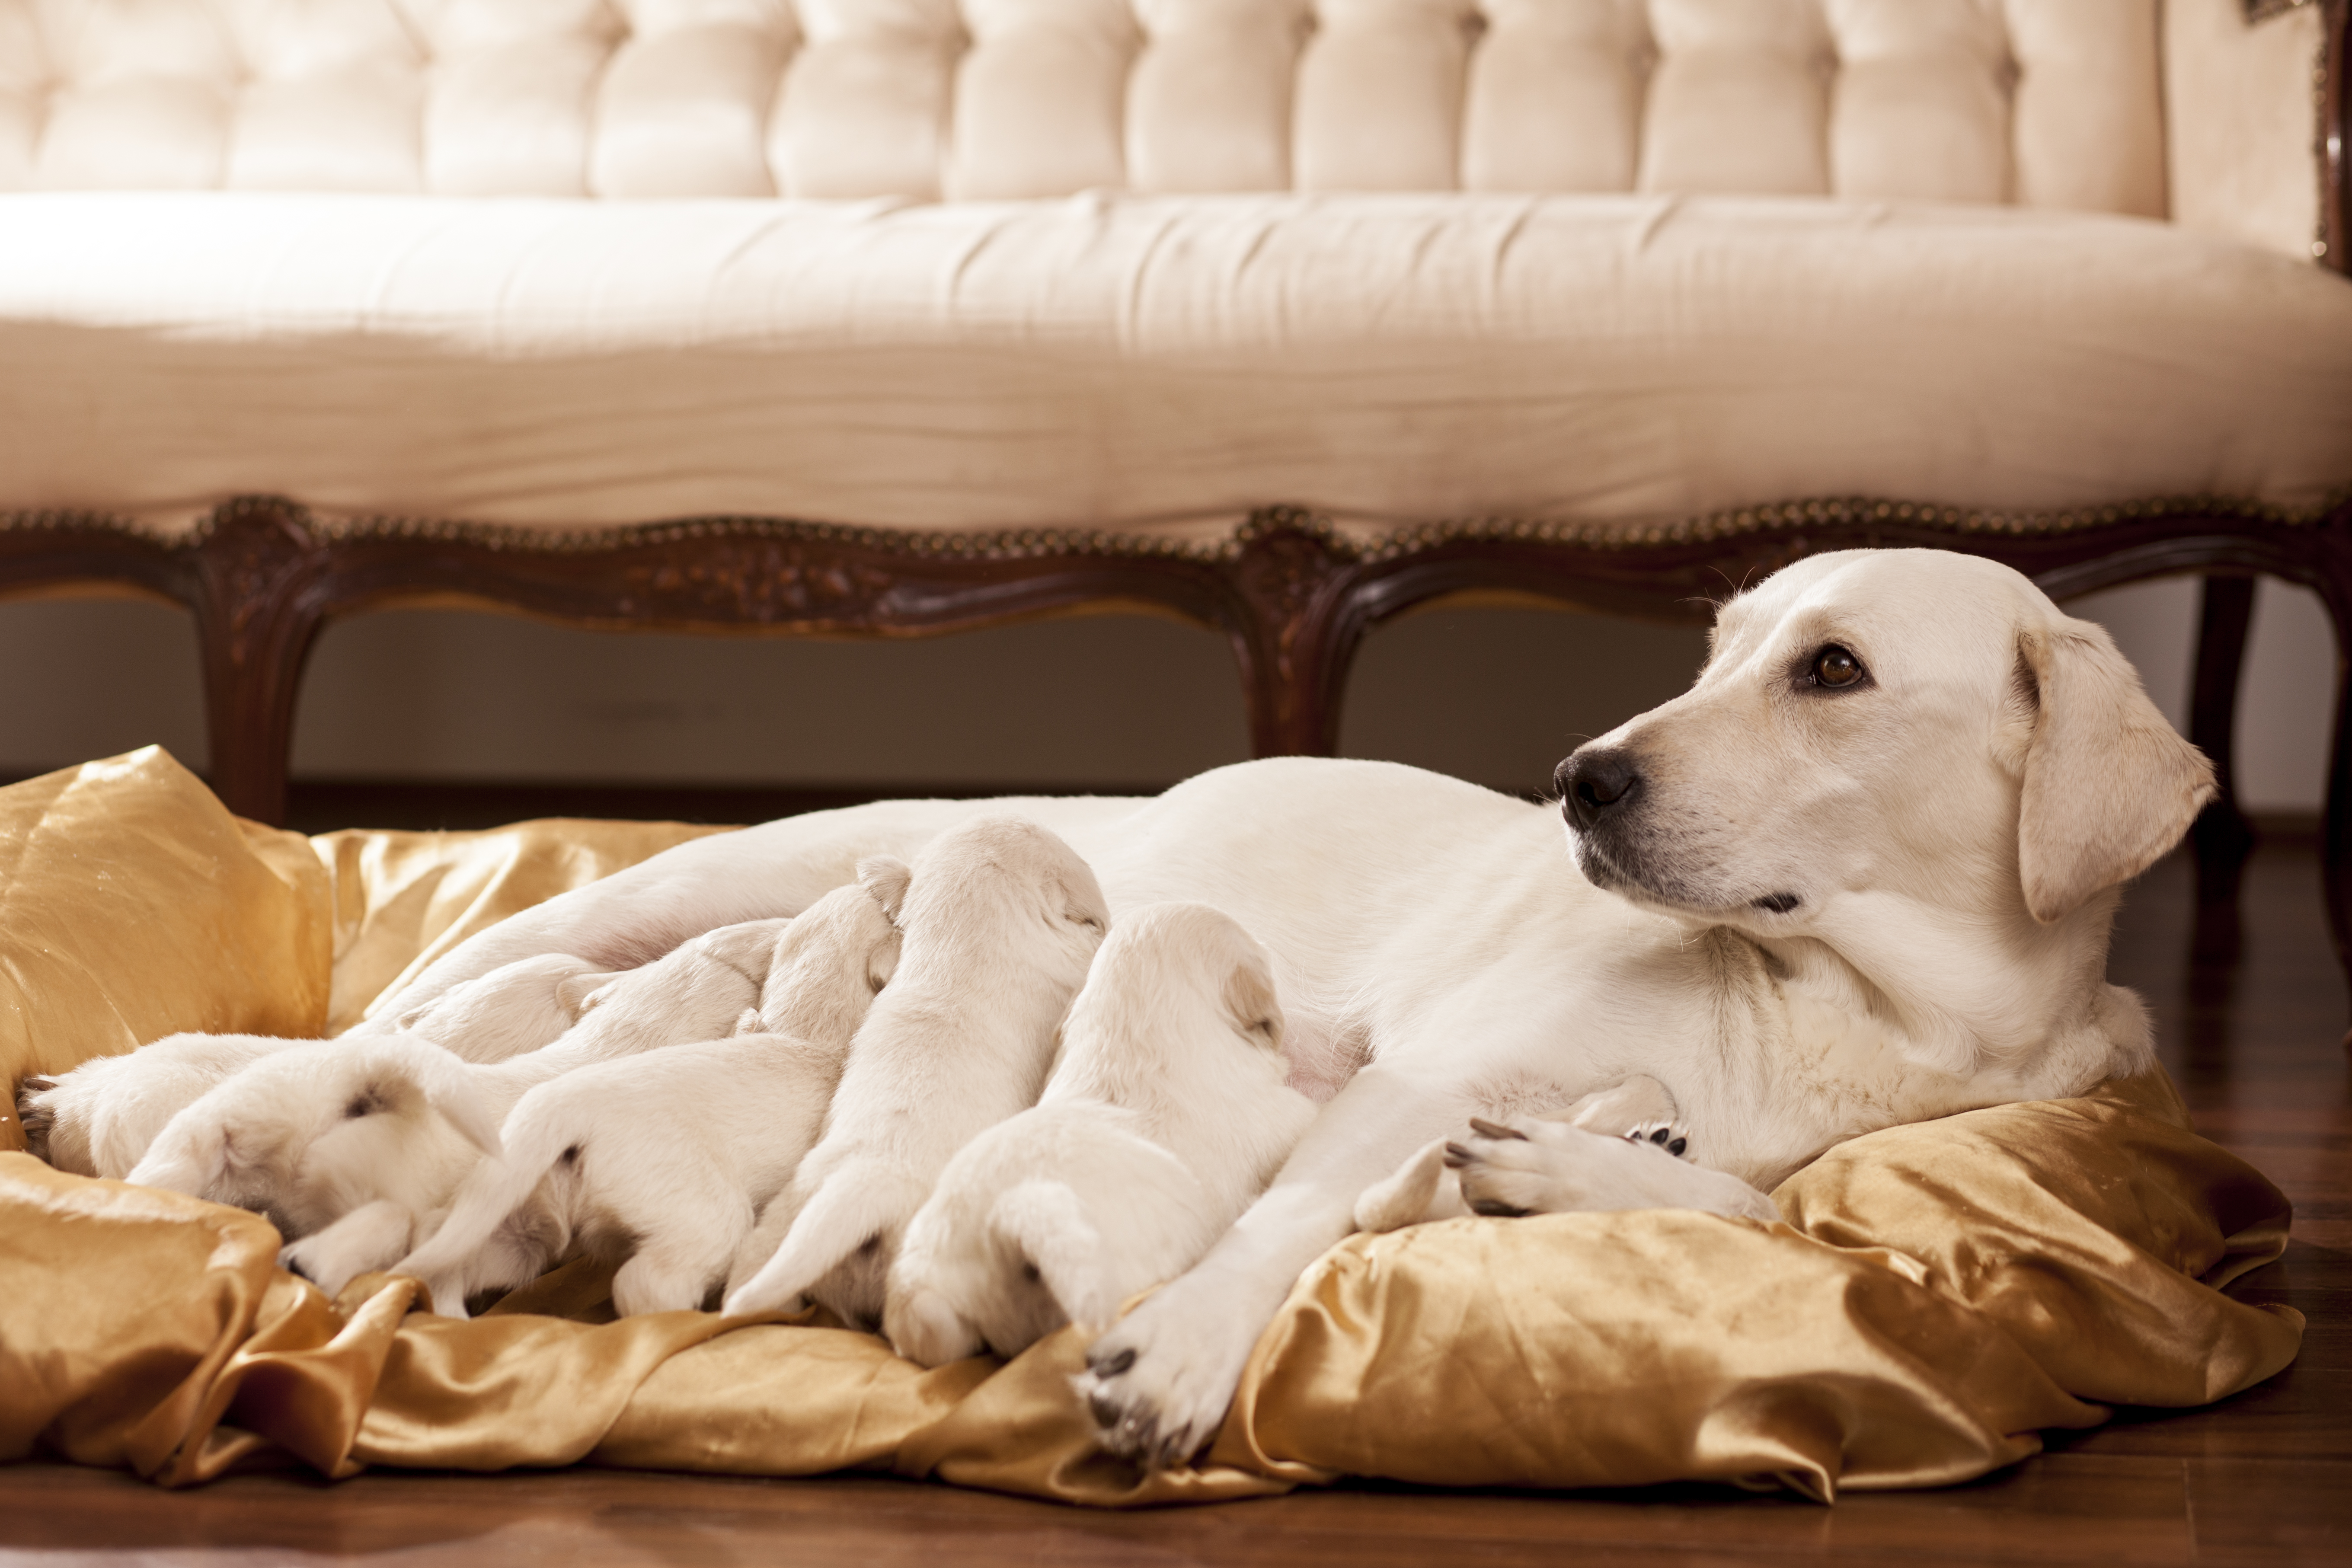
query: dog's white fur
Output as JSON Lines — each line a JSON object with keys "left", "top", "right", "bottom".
{"left": 13, "top": 953, "right": 615, "bottom": 1182}
{"left": 127, "top": 919, "right": 792, "bottom": 1269}
{"left": 722, "top": 816, "right": 1110, "bottom": 1327}
{"left": 393, "top": 952, "right": 620, "bottom": 1062}
{"left": 391, "top": 882, "right": 902, "bottom": 1315}
{"left": 18, "top": 1033, "right": 308, "bottom": 1180}
{"left": 346, "top": 549, "right": 2210, "bottom": 1470}
{"left": 884, "top": 903, "right": 1316, "bottom": 1366}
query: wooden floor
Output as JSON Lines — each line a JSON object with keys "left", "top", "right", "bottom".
{"left": 3, "top": 833, "right": 2345, "bottom": 1566}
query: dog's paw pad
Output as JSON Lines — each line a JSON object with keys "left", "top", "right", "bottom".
{"left": 1628, "top": 1121, "right": 1693, "bottom": 1160}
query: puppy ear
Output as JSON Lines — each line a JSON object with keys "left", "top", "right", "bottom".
{"left": 555, "top": 973, "right": 613, "bottom": 1020}
{"left": 2016, "top": 619, "right": 2217, "bottom": 923}
{"left": 866, "top": 927, "right": 902, "bottom": 993}
{"left": 856, "top": 856, "right": 913, "bottom": 923}
{"left": 1223, "top": 949, "right": 1286, "bottom": 1052}
{"left": 367, "top": 1038, "right": 503, "bottom": 1158}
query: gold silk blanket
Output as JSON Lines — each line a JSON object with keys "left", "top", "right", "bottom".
{"left": 0, "top": 749, "right": 2304, "bottom": 1504}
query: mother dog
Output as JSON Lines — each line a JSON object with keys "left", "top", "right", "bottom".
{"left": 351, "top": 550, "right": 2212, "bottom": 1469}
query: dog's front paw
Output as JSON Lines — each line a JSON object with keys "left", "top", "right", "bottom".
{"left": 1075, "top": 1281, "right": 1257, "bottom": 1472}
{"left": 1442, "top": 1116, "right": 1572, "bottom": 1217}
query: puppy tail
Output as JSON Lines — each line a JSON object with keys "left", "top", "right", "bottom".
{"left": 359, "top": 1035, "right": 505, "bottom": 1158}
{"left": 724, "top": 1163, "right": 925, "bottom": 1316}
{"left": 991, "top": 1179, "right": 1115, "bottom": 1335}
{"left": 392, "top": 1091, "right": 575, "bottom": 1306}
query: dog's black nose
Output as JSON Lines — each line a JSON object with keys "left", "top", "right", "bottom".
{"left": 1558, "top": 748, "right": 1642, "bottom": 831}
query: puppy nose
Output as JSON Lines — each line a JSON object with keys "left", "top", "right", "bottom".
{"left": 1558, "top": 748, "right": 1642, "bottom": 831}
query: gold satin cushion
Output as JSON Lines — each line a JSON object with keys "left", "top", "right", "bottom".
{"left": 0, "top": 754, "right": 2304, "bottom": 1503}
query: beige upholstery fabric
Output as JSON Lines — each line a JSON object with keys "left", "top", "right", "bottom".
{"left": 3, "top": 190, "right": 2347, "bottom": 539}
{"left": 0, "top": 0, "right": 2219, "bottom": 216}
{"left": 2168, "top": 0, "right": 2328, "bottom": 263}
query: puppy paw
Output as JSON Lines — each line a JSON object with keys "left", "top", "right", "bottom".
{"left": 1077, "top": 1283, "right": 1256, "bottom": 1472}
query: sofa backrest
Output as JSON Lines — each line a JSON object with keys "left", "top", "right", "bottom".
{"left": 0, "top": 0, "right": 2327, "bottom": 257}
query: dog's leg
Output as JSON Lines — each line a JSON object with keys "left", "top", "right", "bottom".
{"left": 1078, "top": 1062, "right": 1470, "bottom": 1470}
{"left": 279, "top": 1200, "right": 415, "bottom": 1297}
{"left": 1444, "top": 1117, "right": 1778, "bottom": 1223}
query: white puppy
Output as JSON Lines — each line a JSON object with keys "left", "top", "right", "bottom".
{"left": 393, "top": 880, "right": 902, "bottom": 1315}
{"left": 885, "top": 903, "right": 1316, "bottom": 1366}
{"left": 17, "top": 1033, "right": 307, "bottom": 1180}
{"left": 128, "top": 918, "right": 793, "bottom": 1280}
{"left": 723, "top": 816, "right": 1110, "bottom": 1328}
{"left": 391, "top": 951, "right": 619, "bottom": 1061}
{"left": 14, "top": 952, "right": 614, "bottom": 1182}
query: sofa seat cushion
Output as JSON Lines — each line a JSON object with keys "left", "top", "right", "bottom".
{"left": 2, "top": 189, "right": 2347, "bottom": 538}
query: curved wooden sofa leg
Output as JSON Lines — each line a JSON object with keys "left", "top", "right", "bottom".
{"left": 189, "top": 498, "right": 332, "bottom": 828}
{"left": 1226, "top": 510, "right": 1366, "bottom": 758}
{"left": 2188, "top": 575, "right": 2259, "bottom": 969}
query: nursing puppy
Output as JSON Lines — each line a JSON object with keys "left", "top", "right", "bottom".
{"left": 394, "top": 881, "right": 902, "bottom": 1315}
{"left": 885, "top": 903, "right": 1316, "bottom": 1365}
{"left": 723, "top": 816, "right": 1110, "bottom": 1327}
{"left": 13, "top": 953, "right": 612, "bottom": 1182}
{"left": 129, "top": 918, "right": 791, "bottom": 1271}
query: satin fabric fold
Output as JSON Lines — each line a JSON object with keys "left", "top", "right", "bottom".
{"left": 0, "top": 756, "right": 2304, "bottom": 1505}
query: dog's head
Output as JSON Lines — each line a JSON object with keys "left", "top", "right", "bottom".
{"left": 1055, "top": 902, "right": 1288, "bottom": 1087}
{"left": 125, "top": 1034, "right": 502, "bottom": 1236}
{"left": 1555, "top": 549, "right": 2211, "bottom": 1066}
{"left": 753, "top": 879, "right": 905, "bottom": 1047}
{"left": 900, "top": 815, "right": 1110, "bottom": 984}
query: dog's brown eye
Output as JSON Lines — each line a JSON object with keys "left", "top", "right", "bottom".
{"left": 1812, "top": 646, "right": 1864, "bottom": 688}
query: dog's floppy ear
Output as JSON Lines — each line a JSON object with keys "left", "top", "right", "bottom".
{"left": 856, "top": 856, "right": 913, "bottom": 923}
{"left": 364, "top": 1037, "right": 504, "bottom": 1157}
{"left": 2015, "top": 618, "right": 2217, "bottom": 923}
{"left": 1223, "top": 947, "right": 1286, "bottom": 1052}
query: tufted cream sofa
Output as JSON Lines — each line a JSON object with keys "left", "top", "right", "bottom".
{"left": 0, "top": 0, "right": 2348, "bottom": 878}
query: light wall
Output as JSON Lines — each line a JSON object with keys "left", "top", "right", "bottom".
{"left": 0, "top": 574, "right": 2333, "bottom": 812}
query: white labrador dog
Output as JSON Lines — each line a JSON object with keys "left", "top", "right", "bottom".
{"left": 885, "top": 903, "right": 1317, "bottom": 1366}
{"left": 127, "top": 918, "right": 792, "bottom": 1277}
{"left": 348, "top": 549, "right": 2211, "bottom": 1471}
{"left": 16, "top": 952, "right": 615, "bottom": 1181}
{"left": 722, "top": 816, "right": 1110, "bottom": 1327}
{"left": 394, "top": 881, "right": 902, "bottom": 1316}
